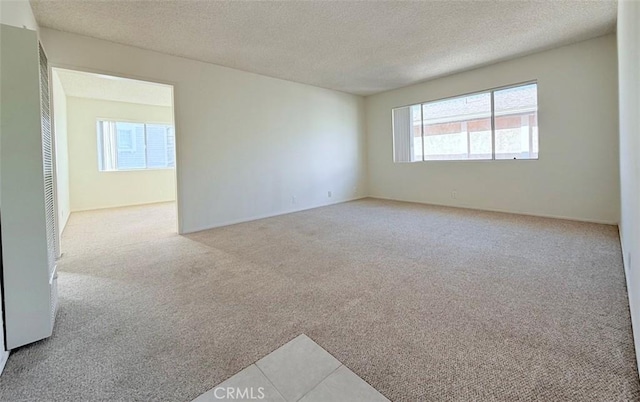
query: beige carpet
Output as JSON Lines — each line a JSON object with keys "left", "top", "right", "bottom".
{"left": 0, "top": 199, "right": 638, "bottom": 401}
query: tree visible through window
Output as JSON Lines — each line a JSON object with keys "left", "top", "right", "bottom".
{"left": 97, "top": 120, "right": 175, "bottom": 171}
{"left": 392, "top": 82, "right": 538, "bottom": 162}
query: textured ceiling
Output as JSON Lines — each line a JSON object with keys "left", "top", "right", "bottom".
{"left": 53, "top": 68, "right": 173, "bottom": 107}
{"left": 33, "top": 1, "right": 617, "bottom": 96}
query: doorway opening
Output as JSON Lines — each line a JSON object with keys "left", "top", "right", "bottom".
{"left": 50, "top": 68, "right": 178, "bottom": 257}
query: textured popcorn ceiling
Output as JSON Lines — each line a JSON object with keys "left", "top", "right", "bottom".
{"left": 54, "top": 68, "right": 173, "bottom": 107}
{"left": 32, "top": 1, "right": 617, "bottom": 96}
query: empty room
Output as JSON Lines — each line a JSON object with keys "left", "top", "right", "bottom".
{"left": 50, "top": 67, "right": 178, "bottom": 261}
{"left": 1, "top": 0, "right": 639, "bottom": 401}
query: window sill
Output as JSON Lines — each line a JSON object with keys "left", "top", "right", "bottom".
{"left": 99, "top": 167, "right": 176, "bottom": 172}
{"left": 398, "top": 158, "right": 539, "bottom": 164}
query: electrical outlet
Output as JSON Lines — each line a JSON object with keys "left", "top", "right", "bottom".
{"left": 291, "top": 196, "right": 297, "bottom": 204}
{"left": 451, "top": 190, "right": 457, "bottom": 200}
{"left": 328, "top": 191, "right": 332, "bottom": 198}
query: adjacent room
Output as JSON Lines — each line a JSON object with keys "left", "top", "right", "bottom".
{"left": 1, "top": 1, "right": 639, "bottom": 401}
{"left": 50, "top": 67, "right": 178, "bottom": 255}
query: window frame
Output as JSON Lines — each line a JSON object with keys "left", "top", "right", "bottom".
{"left": 392, "top": 80, "right": 539, "bottom": 163}
{"left": 96, "top": 118, "right": 176, "bottom": 172}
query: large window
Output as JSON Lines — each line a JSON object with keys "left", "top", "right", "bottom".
{"left": 97, "top": 120, "right": 175, "bottom": 171}
{"left": 392, "top": 82, "right": 538, "bottom": 162}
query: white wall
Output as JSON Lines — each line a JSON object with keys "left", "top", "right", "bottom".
{"left": 40, "top": 28, "right": 367, "bottom": 233}
{"left": 366, "top": 34, "right": 619, "bottom": 224}
{"left": 0, "top": 0, "right": 37, "bottom": 31}
{"left": 52, "top": 70, "right": 70, "bottom": 233}
{"left": 618, "top": 0, "right": 640, "bottom": 370}
{"left": 66, "top": 97, "right": 176, "bottom": 211}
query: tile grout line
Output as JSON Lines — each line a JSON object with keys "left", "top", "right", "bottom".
{"left": 198, "top": 335, "right": 301, "bottom": 401}
{"left": 300, "top": 334, "right": 391, "bottom": 401}
{"left": 196, "top": 334, "right": 345, "bottom": 402}
{"left": 254, "top": 363, "right": 288, "bottom": 402}
{"left": 294, "top": 364, "right": 344, "bottom": 402}
{"left": 334, "top": 363, "right": 391, "bottom": 401}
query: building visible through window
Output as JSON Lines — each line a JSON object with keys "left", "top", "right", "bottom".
{"left": 97, "top": 120, "right": 175, "bottom": 171}
{"left": 392, "top": 82, "right": 538, "bottom": 162}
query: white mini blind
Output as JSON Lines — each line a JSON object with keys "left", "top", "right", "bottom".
{"left": 39, "top": 43, "right": 58, "bottom": 273}
{"left": 39, "top": 43, "right": 59, "bottom": 327}
{"left": 392, "top": 106, "right": 414, "bottom": 162}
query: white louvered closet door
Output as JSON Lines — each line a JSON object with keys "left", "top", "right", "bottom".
{"left": 39, "top": 43, "right": 59, "bottom": 326}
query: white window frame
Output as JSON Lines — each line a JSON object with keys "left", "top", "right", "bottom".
{"left": 97, "top": 118, "right": 175, "bottom": 172}
{"left": 392, "top": 80, "right": 539, "bottom": 163}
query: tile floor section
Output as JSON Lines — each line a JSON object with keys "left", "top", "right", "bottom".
{"left": 193, "top": 334, "right": 389, "bottom": 402}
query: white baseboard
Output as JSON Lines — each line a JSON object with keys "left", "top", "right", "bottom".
{"left": 0, "top": 350, "right": 9, "bottom": 376}
{"left": 368, "top": 195, "right": 618, "bottom": 225}
{"left": 183, "top": 196, "right": 367, "bottom": 234}
{"left": 618, "top": 226, "right": 640, "bottom": 378}
{"left": 620, "top": 226, "right": 630, "bottom": 279}
{"left": 70, "top": 199, "right": 176, "bottom": 213}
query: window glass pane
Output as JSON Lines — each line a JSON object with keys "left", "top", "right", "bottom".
{"left": 411, "top": 104, "right": 422, "bottom": 161}
{"left": 494, "top": 83, "right": 538, "bottom": 160}
{"left": 146, "top": 124, "right": 170, "bottom": 168}
{"left": 422, "top": 92, "right": 491, "bottom": 161}
{"left": 468, "top": 119, "right": 492, "bottom": 159}
{"left": 166, "top": 127, "right": 176, "bottom": 168}
{"left": 98, "top": 121, "right": 175, "bottom": 171}
{"left": 115, "top": 122, "right": 146, "bottom": 169}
